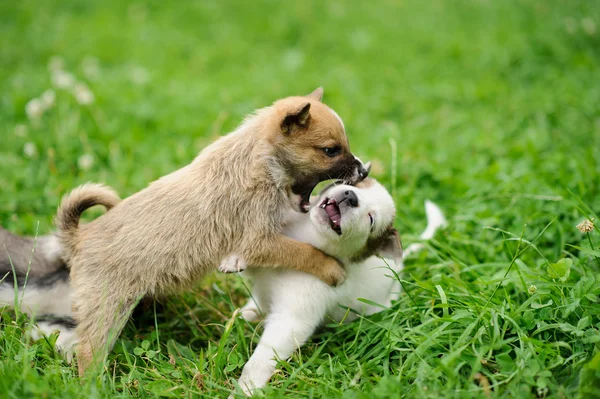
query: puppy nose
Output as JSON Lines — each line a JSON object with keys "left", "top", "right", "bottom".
{"left": 357, "top": 165, "right": 369, "bottom": 181}
{"left": 343, "top": 190, "right": 359, "bottom": 207}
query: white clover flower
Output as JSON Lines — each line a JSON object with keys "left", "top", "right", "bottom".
{"left": 81, "top": 56, "right": 100, "bottom": 79}
{"left": 582, "top": 18, "right": 596, "bottom": 35}
{"left": 577, "top": 219, "right": 595, "bottom": 233}
{"left": 281, "top": 49, "right": 305, "bottom": 71}
{"left": 528, "top": 285, "right": 537, "bottom": 295}
{"left": 48, "top": 55, "right": 65, "bottom": 73}
{"left": 73, "top": 83, "right": 95, "bottom": 105}
{"left": 23, "top": 142, "right": 37, "bottom": 158}
{"left": 25, "top": 98, "right": 44, "bottom": 120}
{"left": 51, "top": 70, "right": 76, "bottom": 89}
{"left": 41, "top": 89, "right": 56, "bottom": 109}
{"left": 77, "top": 154, "right": 94, "bottom": 170}
{"left": 14, "top": 124, "right": 28, "bottom": 137}
{"left": 131, "top": 66, "right": 150, "bottom": 85}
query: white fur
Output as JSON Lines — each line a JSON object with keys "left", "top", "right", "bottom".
{"left": 0, "top": 277, "right": 72, "bottom": 317}
{"left": 29, "top": 321, "right": 79, "bottom": 363}
{"left": 228, "top": 182, "right": 447, "bottom": 396}
{"left": 38, "top": 235, "right": 62, "bottom": 264}
{"left": 0, "top": 268, "right": 74, "bottom": 359}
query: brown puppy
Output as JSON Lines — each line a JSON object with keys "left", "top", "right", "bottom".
{"left": 56, "top": 88, "right": 368, "bottom": 375}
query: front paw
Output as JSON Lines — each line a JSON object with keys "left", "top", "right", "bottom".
{"left": 218, "top": 254, "right": 248, "bottom": 273}
{"left": 240, "top": 299, "right": 262, "bottom": 322}
{"left": 321, "top": 256, "right": 346, "bottom": 287}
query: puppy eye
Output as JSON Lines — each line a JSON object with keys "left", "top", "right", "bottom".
{"left": 322, "top": 146, "right": 341, "bottom": 157}
{"left": 369, "top": 213, "right": 375, "bottom": 229}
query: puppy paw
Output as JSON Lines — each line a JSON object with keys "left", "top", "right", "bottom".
{"left": 218, "top": 254, "right": 247, "bottom": 274}
{"left": 321, "top": 257, "right": 347, "bottom": 287}
{"left": 29, "top": 322, "right": 79, "bottom": 363}
{"left": 240, "top": 299, "right": 262, "bottom": 322}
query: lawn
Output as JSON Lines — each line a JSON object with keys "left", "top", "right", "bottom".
{"left": 1, "top": 0, "right": 600, "bottom": 397}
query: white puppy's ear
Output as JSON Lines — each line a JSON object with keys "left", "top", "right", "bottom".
{"left": 281, "top": 103, "right": 311, "bottom": 134}
{"left": 377, "top": 228, "right": 403, "bottom": 264}
{"left": 306, "top": 87, "right": 324, "bottom": 101}
{"left": 364, "top": 161, "right": 372, "bottom": 175}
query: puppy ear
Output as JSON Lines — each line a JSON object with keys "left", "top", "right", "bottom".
{"left": 364, "top": 161, "right": 372, "bottom": 174}
{"left": 306, "top": 87, "right": 324, "bottom": 101}
{"left": 377, "top": 228, "right": 403, "bottom": 264}
{"left": 281, "top": 102, "right": 311, "bottom": 134}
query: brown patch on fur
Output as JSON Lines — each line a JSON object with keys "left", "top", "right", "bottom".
{"left": 351, "top": 226, "right": 403, "bottom": 264}
{"left": 269, "top": 96, "right": 364, "bottom": 200}
{"left": 56, "top": 89, "right": 365, "bottom": 376}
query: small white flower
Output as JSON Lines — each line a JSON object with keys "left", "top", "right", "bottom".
{"left": 40, "top": 89, "right": 56, "bottom": 109}
{"left": 77, "top": 154, "right": 94, "bottom": 170}
{"left": 73, "top": 83, "right": 95, "bottom": 105}
{"left": 51, "top": 70, "right": 76, "bottom": 89}
{"left": 48, "top": 55, "right": 65, "bottom": 73}
{"left": 14, "top": 124, "right": 28, "bottom": 137}
{"left": 582, "top": 18, "right": 597, "bottom": 35}
{"left": 81, "top": 56, "right": 100, "bottom": 79}
{"left": 577, "top": 219, "right": 595, "bottom": 233}
{"left": 23, "top": 142, "right": 37, "bottom": 158}
{"left": 131, "top": 66, "right": 150, "bottom": 85}
{"left": 528, "top": 285, "right": 537, "bottom": 295}
{"left": 25, "top": 98, "right": 44, "bottom": 120}
{"left": 281, "top": 49, "right": 305, "bottom": 72}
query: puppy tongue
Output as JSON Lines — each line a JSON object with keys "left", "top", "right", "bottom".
{"left": 325, "top": 203, "right": 341, "bottom": 227}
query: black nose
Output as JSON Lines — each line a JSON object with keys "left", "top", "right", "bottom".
{"left": 357, "top": 165, "right": 369, "bottom": 181}
{"left": 344, "top": 190, "right": 359, "bottom": 207}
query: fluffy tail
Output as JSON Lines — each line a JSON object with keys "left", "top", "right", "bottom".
{"left": 403, "top": 200, "right": 447, "bottom": 258}
{"left": 55, "top": 183, "right": 120, "bottom": 261}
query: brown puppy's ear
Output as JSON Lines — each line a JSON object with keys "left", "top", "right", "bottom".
{"left": 281, "top": 102, "right": 311, "bottom": 134}
{"left": 377, "top": 228, "right": 403, "bottom": 264}
{"left": 306, "top": 87, "right": 324, "bottom": 101}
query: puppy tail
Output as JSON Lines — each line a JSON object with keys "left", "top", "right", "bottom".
{"left": 55, "top": 183, "right": 120, "bottom": 260}
{"left": 402, "top": 200, "right": 447, "bottom": 258}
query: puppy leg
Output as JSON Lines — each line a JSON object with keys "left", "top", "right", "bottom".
{"left": 234, "top": 311, "right": 322, "bottom": 396}
{"left": 242, "top": 235, "right": 346, "bottom": 286}
{"left": 72, "top": 285, "right": 139, "bottom": 376}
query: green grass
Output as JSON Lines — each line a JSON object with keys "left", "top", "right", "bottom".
{"left": 1, "top": 0, "right": 600, "bottom": 397}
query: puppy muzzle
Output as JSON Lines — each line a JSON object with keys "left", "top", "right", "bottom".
{"left": 345, "top": 159, "right": 369, "bottom": 185}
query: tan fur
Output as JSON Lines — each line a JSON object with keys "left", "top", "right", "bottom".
{"left": 56, "top": 89, "right": 366, "bottom": 375}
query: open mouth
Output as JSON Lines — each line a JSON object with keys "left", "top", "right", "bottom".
{"left": 300, "top": 191, "right": 311, "bottom": 213}
{"left": 319, "top": 197, "right": 342, "bottom": 235}
{"left": 294, "top": 182, "right": 318, "bottom": 213}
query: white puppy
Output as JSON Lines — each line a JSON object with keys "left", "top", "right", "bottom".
{"left": 220, "top": 177, "right": 447, "bottom": 396}
{"left": 0, "top": 231, "right": 78, "bottom": 361}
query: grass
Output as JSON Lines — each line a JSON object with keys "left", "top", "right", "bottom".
{"left": 1, "top": 0, "right": 600, "bottom": 397}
